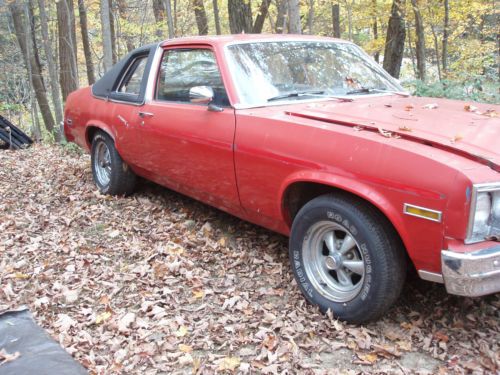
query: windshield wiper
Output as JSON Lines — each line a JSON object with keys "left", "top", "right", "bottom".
{"left": 267, "top": 90, "right": 327, "bottom": 102}
{"left": 346, "top": 87, "right": 410, "bottom": 97}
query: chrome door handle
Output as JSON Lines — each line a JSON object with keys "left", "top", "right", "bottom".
{"left": 138, "top": 111, "right": 154, "bottom": 118}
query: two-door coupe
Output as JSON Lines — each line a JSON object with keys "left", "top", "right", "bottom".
{"left": 64, "top": 34, "right": 500, "bottom": 323}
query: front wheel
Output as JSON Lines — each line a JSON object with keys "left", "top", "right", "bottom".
{"left": 289, "top": 194, "right": 406, "bottom": 324}
{"left": 90, "top": 131, "right": 136, "bottom": 196}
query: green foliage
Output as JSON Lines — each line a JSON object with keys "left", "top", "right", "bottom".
{"left": 407, "top": 76, "right": 500, "bottom": 104}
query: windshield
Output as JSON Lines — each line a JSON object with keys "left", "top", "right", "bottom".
{"left": 226, "top": 41, "right": 404, "bottom": 106}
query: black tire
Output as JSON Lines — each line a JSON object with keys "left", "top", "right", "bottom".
{"left": 289, "top": 193, "right": 406, "bottom": 324}
{"left": 90, "top": 131, "right": 136, "bottom": 196}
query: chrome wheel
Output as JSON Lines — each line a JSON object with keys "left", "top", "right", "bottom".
{"left": 93, "top": 141, "right": 112, "bottom": 187}
{"left": 302, "top": 221, "right": 365, "bottom": 302}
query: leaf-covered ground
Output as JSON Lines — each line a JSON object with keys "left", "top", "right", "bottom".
{"left": 0, "top": 145, "right": 498, "bottom": 374}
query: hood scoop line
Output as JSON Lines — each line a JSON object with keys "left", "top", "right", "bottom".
{"left": 286, "top": 110, "right": 499, "bottom": 173}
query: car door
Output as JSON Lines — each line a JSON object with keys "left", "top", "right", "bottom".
{"left": 136, "top": 47, "right": 241, "bottom": 215}
{"left": 106, "top": 54, "right": 150, "bottom": 166}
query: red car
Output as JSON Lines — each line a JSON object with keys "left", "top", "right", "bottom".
{"left": 64, "top": 34, "right": 500, "bottom": 323}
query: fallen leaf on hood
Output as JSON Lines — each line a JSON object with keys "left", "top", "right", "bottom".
{"left": 404, "top": 104, "right": 414, "bottom": 111}
{"left": 481, "top": 109, "right": 498, "bottom": 117}
{"left": 464, "top": 104, "right": 478, "bottom": 112}
{"left": 423, "top": 103, "right": 438, "bottom": 109}
{"left": 450, "top": 134, "right": 463, "bottom": 143}
{"left": 398, "top": 125, "right": 412, "bottom": 132}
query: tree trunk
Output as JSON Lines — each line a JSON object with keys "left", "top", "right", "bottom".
{"left": 332, "top": 3, "right": 340, "bottom": 38}
{"left": 116, "top": 0, "right": 136, "bottom": 50}
{"left": 108, "top": 0, "right": 117, "bottom": 63}
{"left": 213, "top": 0, "right": 221, "bottom": 34}
{"left": 78, "top": 0, "right": 96, "bottom": 84}
{"left": 372, "top": 0, "right": 379, "bottom": 62}
{"left": 411, "top": 0, "right": 426, "bottom": 81}
{"left": 307, "top": 0, "right": 314, "bottom": 34}
{"left": 253, "top": 0, "right": 272, "bottom": 33}
{"left": 152, "top": 0, "right": 166, "bottom": 38}
{"left": 383, "top": 0, "right": 406, "bottom": 78}
{"left": 38, "top": 0, "right": 63, "bottom": 127}
{"left": 276, "top": 0, "right": 287, "bottom": 33}
{"left": 442, "top": 0, "right": 449, "bottom": 74}
{"left": 9, "top": 2, "right": 57, "bottom": 140}
{"left": 165, "top": 0, "right": 175, "bottom": 38}
{"left": 192, "top": 0, "right": 209, "bottom": 35}
{"left": 346, "top": 1, "right": 353, "bottom": 40}
{"left": 100, "top": 0, "right": 114, "bottom": 72}
{"left": 228, "top": 0, "right": 253, "bottom": 33}
{"left": 57, "top": 0, "right": 79, "bottom": 102}
{"left": 287, "top": 0, "right": 301, "bottom": 34}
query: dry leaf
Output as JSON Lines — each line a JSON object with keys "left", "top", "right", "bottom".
{"left": 218, "top": 356, "right": 241, "bottom": 371}
{"left": 464, "top": 104, "right": 478, "bottom": 112}
{"left": 451, "top": 134, "right": 463, "bottom": 143}
{"left": 179, "top": 344, "right": 193, "bottom": 353}
{"left": 175, "top": 325, "right": 189, "bottom": 337}
{"left": 404, "top": 104, "right": 415, "bottom": 111}
{"left": 398, "top": 125, "right": 412, "bottom": 132}
{"left": 423, "top": 103, "right": 438, "bottom": 109}
{"left": 96, "top": 311, "right": 112, "bottom": 325}
{"left": 0, "top": 349, "right": 20, "bottom": 365}
{"left": 118, "top": 312, "right": 135, "bottom": 332}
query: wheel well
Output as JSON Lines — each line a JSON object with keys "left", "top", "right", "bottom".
{"left": 86, "top": 126, "right": 101, "bottom": 146}
{"left": 283, "top": 182, "right": 401, "bottom": 241}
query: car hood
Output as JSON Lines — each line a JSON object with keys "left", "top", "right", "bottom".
{"left": 284, "top": 96, "right": 500, "bottom": 172}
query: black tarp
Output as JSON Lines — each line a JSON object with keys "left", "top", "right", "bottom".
{"left": 0, "top": 115, "right": 33, "bottom": 150}
{"left": 0, "top": 308, "right": 87, "bottom": 375}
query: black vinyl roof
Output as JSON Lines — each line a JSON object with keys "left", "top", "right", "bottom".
{"left": 91, "top": 43, "right": 159, "bottom": 104}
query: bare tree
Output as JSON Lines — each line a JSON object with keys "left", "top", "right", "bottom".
{"left": 108, "top": 0, "right": 117, "bottom": 63}
{"left": 165, "top": 0, "right": 175, "bottom": 38}
{"left": 100, "top": 0, "right": 114, "bottom": 72}
{"left": 57, "top": 0, "right": 79, "bottom": 101}
{"left": 9, "top": 1, "right": 57, "bottom": 140}
{"left": 383, "top": 0, "right": 406, "bottom": 78}
{"left": 372, "top": 0, "right": 379, "bottom": 62}
{"left": 253, "top": 0, "right": 272, "bottom": 33}
{"left": 276, "top": 0, "right": 288, "bottom": 33}
{"left": 288, "top": 0, "right": 301, "bottom": 34}
{"left": 411, "top": 0, "right": 426, "bottom": 81}
{"left": 332, "top": 3, "right": 340, "bottom": 38}
{"left": 37, "top": 0, "right": 63, "bottom": 126}
{"left": 228, "top": 0, "right": 252, "bottom": 33}
{"left": 442, "top": 0, "right": 449, "bottom": 74}
{"left": 307, "top": 0, "right": 314, "bottom": 34}
{"left": 213, "top": 0, "right": 221, "bottom": 35}
{"left": 192, "top": 0, "right": 209, "bottom": 35}
{"left": 78, "top": 0, "right": 96, "bottom": 84}
{"left": 152, "top": 0, "right": 167, "bottom": 38}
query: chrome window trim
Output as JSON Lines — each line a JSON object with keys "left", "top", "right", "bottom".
{"left": 403, "top": 203, "right": 442, "bottom": 223}
{"left": 144, "top": 44, "right": 164, "bottom": 103}
{"left": 465, "top": 182, "right": 500, "bottom": 244}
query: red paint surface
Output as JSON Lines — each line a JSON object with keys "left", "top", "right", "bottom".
{"left": 64, "top": 35, "right": 500, "bottom": 275}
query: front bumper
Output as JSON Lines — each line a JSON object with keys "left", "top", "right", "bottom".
{"left": 442, "top": 245, "right": 500, "bottom": 297}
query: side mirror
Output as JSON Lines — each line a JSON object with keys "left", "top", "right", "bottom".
{"left": 189, "top": 86, "right": 214, "bottom": 104}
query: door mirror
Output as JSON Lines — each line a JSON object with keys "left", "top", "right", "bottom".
{"left": 189, "top": 86, "right": 214, "bottom": 104}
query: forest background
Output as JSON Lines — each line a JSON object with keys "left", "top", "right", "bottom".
{"left": 0, "top": 0, "right": 498, "bottom": 142}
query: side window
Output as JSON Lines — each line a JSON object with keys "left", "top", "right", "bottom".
{"left": 156, "top": 49, "right": 230, "bottom": 106}
{"left": 118, "top": 56, "right": 148, "bottom": 95}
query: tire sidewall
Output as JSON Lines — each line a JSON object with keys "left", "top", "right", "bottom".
{"left": 290, "top": 200, "right": 388, "bottom": 321}
{"left": 90, "top": 132, "right": 114, "bottom": 194}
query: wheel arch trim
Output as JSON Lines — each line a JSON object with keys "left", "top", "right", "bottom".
{"left": 279, "top": 171, "right": 412, "bottom": 252}
{"left": 84, "top": 121, "right": 116, "bottom": 150}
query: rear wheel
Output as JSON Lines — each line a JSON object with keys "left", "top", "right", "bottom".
{"left": 289, "top": 194, "right": 406, "bottom": 323}
{"left": 90, "top": 131, "right": 136, "bottom": 196}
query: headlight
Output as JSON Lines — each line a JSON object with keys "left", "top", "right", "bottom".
{"left": 467, "top": 184, "right": 500, "bottom": 243}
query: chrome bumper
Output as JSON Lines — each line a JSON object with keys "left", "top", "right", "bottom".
{"left": 442, "top": 245, "right": 500, "bottom": 297}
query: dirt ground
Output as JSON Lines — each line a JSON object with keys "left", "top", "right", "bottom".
{"left": 0, "top": 145, "right": 498, "bottom": 374}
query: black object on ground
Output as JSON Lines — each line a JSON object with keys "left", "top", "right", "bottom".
{"left": 0, "top": 307, "right": 88, "bottom": 375}
{"left": 0, "top": 115, "right": 33, "bottom": 150}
